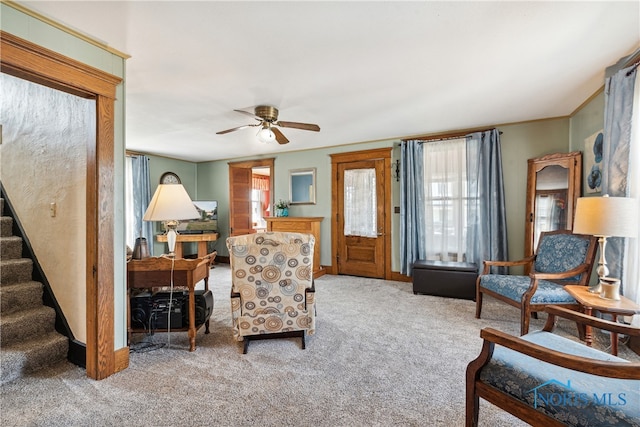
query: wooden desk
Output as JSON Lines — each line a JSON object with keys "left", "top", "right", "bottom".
{"left": 156, "top": 232, "right": 219, "bottom": 259}
{"left": 565, "top": 285, "right": 640, "bottom": 355}
{"left": 127, "top": 254, "right": 215, "bottom": 351}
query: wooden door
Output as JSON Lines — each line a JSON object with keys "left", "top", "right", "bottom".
{"left": 229, "top": 166, "right": 253, "bottom": 236}
{"left": 334, "top": 153, "right": 389, "bottom": 279}
{"left": 228, "top": 158, "right": 274, "bottom": 237}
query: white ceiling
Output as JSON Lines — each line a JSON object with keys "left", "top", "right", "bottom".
{"left": 21, "top": 1, "right": 640, "bottom": 163}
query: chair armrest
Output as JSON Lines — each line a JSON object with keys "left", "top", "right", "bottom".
{"left": 543, "top": 306, "right": 640, "bottom": 337}
{"left": 530, "top": 263, "right": 589, "bottom": 281}
{"left": 482, "top": 256, "right": 535, "bottom": 274}
{"left": 479, "top": 327, "right": 640, "bottom": 379}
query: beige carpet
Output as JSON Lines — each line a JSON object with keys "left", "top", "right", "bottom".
{"left": 1, "top": 264, "right": 635, "bottom": 426}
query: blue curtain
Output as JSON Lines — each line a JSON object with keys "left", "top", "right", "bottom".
{"left": 399, "top": 140, "right": 426, "bottom": 275}
{"left": 601, "top": 63, "right": 637, "bottom": 281}
{"left": 466, "top": 129, "right": 508, "bottom": 273}
{"left": 131, "top": 155, "right": 154, "bottom": 256}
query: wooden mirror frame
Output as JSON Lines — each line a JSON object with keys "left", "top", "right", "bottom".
{"left": 524, "top": 151, "right": 582, "bottom": 274}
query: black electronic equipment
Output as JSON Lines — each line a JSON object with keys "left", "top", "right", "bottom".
{"left": 151, "top": 291, "right": 187, "bottom": 329}
{"left": 191, "top": 289, "right": 214, "bottom": 326}
{"left": 130, "top": 289, "right": 213, "bottom": 331}
{"left": 130, "top": 291, "right": 153, "bottom": 329}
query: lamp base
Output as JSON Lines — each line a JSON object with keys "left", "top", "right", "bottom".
{"left": 598, "top": 277, "right": 621, "bottom": 301}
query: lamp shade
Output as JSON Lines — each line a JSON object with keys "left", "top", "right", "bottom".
{"left": 143, "top": 184, "right": 200, "bottom": 222}
{"left": 573, "top": 196, "right": 638, "bottom": 238}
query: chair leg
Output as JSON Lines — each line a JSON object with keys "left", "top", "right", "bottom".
{"left": 242, "top": 338, "right": 249, "bottom": 354}
{"left": 475, "top": 290, "right": 483, "bottom": 319}
{"left": 301, "top": 332, "right": 306, "bottom": 350}
{"left": 521, "top": 308, "right": 530, "bottom": 336}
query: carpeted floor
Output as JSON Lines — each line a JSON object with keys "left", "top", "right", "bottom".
{"left": 1, "top": 264, "right": 636, "bottom": 426}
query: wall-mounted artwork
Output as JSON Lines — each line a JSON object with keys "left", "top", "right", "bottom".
{"left": 584, "top": 130, "right": 603, "bottom": 194}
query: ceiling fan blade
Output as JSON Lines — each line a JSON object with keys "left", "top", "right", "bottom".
{"left": 276, "top": 121, "right": 320, "bottom": 132}
{"left": 233, "top": 109, "right": 262, "bottom": 121}
{"left": 272, "top": 127, "right": 289, "bottom": 145}
{"left": 216, "top": 124, "right": 258, "bottom": 135}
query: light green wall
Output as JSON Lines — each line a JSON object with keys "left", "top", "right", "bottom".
{"left": 1, "top": 2, "right": 127, "bottom": 349}
{"left": 499, "top": 118, "right": 571, "bottom": 263}
{"left": 196, "top": 140, "right": 397, "bottom": 268}
{"left": 570, "top": 90, "right": 606, "bottom": 194}
{"left": 193, "top": 117, "right": 579, "bottom": 273}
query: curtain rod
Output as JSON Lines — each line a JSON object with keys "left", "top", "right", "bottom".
{"left": 400, "top": 128, "right": 502, "bottom": 143}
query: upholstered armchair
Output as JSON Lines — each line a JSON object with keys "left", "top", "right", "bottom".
{"left": 466, "top": 306, "right": 640, "bottom": 427}
{"left": 476, "top": 230, "right": 597, "bottom": 335}
{"left": 227, "top": 232, "right": 316, "bottom": 354}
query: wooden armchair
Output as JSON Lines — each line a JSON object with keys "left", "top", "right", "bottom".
{"left": 476, "top": 230, "right": 597, "bottom": 335}
{"left": 466, "top": 306, "right": 640, "bottom": 426}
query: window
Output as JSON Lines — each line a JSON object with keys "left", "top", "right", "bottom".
{"left": 343, "top": 168, "right": 377, "bottom": 237}
{"left": 423, "top": 138, "right": 471, "bottom": 262}
{"left": 251, "top": 172, "right": 270, "bottom": 229}
{"left": 124, "top": 156, "right": 136, "bottom": 248}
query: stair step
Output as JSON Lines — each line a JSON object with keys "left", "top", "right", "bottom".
{"left": 1, "top": 216, "right": 12, "bottom": 237}
{"left": 1, "top": 236, "right": 23, "bottom": 259}
{"left": 1, "top": 306, "right": 57, "bottom": 345}
{"left": 0, "top": 258, "right": 33, "bottom": 286}
{"left": 0, "top": 281, "right": 44, "bottom": 315}
{"left": 0, "top": 331, "right": 68, "bottom": 386}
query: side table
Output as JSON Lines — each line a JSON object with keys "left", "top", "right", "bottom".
{"left": 565, "top": 284, "right": 640, "bottom": 355}
{"left": 127, "top": 253, "right": 215, "bottom": 351}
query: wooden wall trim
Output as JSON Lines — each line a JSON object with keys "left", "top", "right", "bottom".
{"left": 1, "top": 31, "right": 121, "bottom": 99}
{"left": 1, "top": 31, "right": 122, "bottom": 380}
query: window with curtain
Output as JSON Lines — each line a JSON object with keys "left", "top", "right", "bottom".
{"left": 423, "top": 138, "right": 471, "bottom": 261}
{"left": 252, "top": 174, "right": 269, "bottom": 229}
{"left": 125, "top": 155, "right": 153, "bottom": 254}
{"left": 343, "top": 168, "right": 377, "bottom": 237}
{"left": 125, "top": 157, "right": 135, "bottom": 248}
{"left": 400, "top": 129, "right": 507, "bottom": 275}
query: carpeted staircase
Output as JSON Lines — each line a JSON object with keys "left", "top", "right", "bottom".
{"left": 1, "top": 197, "right": 68, "bottom": 385}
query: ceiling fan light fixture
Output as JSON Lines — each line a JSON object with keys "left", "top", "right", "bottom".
{"left": 257, "top": 126, "right": 276, "bottom": 143}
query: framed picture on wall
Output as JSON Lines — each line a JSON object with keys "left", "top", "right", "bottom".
{"left": 584, "top": 129, "right": 603, "bottom": 194}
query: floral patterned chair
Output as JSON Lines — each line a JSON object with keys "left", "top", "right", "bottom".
{"left": 227, "top": 232, "right": 316, "bottom": 354}
{"left": 476, "top": 230, "right": 598, "bottom": 335}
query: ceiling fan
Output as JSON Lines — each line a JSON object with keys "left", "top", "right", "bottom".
{"left": 216, "top": 105, "right": 320, "bottom": 145}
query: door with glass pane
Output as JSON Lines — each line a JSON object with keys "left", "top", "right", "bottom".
{"left": 337, "top": 159, "right": 385, "bottom": 278}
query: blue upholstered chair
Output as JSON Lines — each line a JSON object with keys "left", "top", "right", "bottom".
{"left": 475, "top": 230, "right": 598, "bottom": 335}
{"left": 466, "top": 306, "right": 640, "bottom": 426}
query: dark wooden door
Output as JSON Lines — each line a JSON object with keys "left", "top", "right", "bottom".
{"left": 337, "top": 159, "right": 386, "bottom": 278}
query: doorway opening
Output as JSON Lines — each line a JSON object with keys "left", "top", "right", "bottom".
{"left": 228, "top": 158, "right": 274, "bottom": 236}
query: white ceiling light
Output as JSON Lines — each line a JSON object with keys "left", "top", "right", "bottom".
{"left": 257, "top": 126, "right": 276, "bottom": 143}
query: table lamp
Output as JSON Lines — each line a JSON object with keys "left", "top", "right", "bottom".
{"left": 143, "top": 184, "right": 200, "bottom": 256}
{"left": 572, "top": 195, "right": 638, "bottom": 298}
